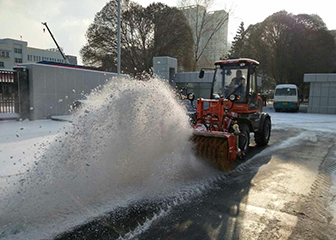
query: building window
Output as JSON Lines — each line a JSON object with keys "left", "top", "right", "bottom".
{"left": 0, "top": 62, "right": 4, "bottom": 67}
{"left": 38, "top": 56, "right": 41, "bottom": 61}
{"left": 15, "top": 58, "right": 22, "bottom": 63}
{"left": 14, "top": 48, "right": 22, "bottom": 54}
{"left": 0, "top": 51, "right": 9, "bottom": 58}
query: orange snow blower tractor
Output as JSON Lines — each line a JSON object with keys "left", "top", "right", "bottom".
{"left": 191, "top": 58, "right": 271, "bottom": 171}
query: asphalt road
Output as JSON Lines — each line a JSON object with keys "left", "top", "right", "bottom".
{"left": 57, "top": 128, "right": 336, "bottom": 240}
{"left": 136, "top": 129, "right": 336, "bottom": 240}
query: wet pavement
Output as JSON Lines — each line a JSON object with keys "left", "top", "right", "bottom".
{"left": 56, "top": 128, "right": 336, "bottom": 240}
{"left": 136, "top": 129, "right": 336, "bottom": 240}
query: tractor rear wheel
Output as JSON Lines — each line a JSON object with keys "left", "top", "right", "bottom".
{"left": 255, "top": 118, "right": 271, "bottom": 146}
{"left": 239, "top": 124, "right": 250, "bottom": 155}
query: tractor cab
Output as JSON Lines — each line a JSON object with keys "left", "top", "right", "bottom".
{"left": 199, "top": 58, "right": 261, "bottom": 112}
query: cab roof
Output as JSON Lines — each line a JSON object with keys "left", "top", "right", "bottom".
{"left": 275, "top": 84, "right": 298, "bottom": 88}
{"left": 215, "top": 58, "right": 260, "bottom": 66}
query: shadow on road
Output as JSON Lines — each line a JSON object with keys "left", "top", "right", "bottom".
{"left": 137, "top": 146, "right": 272, "bottom": 240}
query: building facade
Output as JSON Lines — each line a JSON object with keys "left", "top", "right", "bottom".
{"left": 0, "top": 38, "right": 77, "bottom": 70}
{"left": 181, "top": 5, "right": 229, "bottom": 68}
{"left": 304, "top": 73, "right": 336, "bottom": 114}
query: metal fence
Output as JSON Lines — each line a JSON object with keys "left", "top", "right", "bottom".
{"left": 0, "top": 70, "right": 16, "bottom": 113}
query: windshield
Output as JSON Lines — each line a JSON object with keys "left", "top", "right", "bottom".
{"left": 212, "top": 67, "right": 248, "bottom": 100}
{"left": 275, "top": 88, "right": 296, "bottom": 96}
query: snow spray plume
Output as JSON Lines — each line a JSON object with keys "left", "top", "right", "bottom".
{"left": 0, "top": 77, "right": 214, "bottom": 240}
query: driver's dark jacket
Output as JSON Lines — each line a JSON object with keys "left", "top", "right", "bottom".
{"left": 230, "top": 77, "right": 245, "bottom": 86}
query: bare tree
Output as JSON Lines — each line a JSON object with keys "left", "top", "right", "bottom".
{"left": 81, "top": 1, "right": 194, "bottom": 77}
{"left": 177, "top": 0, "right": 230, "bottom": 70}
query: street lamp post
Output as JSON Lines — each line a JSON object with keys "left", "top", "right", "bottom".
{"left": 117, "top": 0, "right": 121, "bottom": 75}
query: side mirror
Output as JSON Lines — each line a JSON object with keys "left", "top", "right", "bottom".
{"left": 199, "top": 69, "right": 205, "bottom": 79}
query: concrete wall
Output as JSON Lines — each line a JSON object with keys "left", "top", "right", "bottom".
{"left": 304, "top": 74, "right": 336, "bottom": 114}
{"left": 153, "top": 56, "right": 177, "bottom": 83}
{"left": 19, "top": 63, "right": 118, "bottom": 120}
{"left": 175, "top": 71, "right": 213, "bottom": 84}
{"left": 175, "top": 72, "right": 213, "bottom": 99}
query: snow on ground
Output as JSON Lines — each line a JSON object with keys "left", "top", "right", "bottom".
{"left": 0, "top": 120, "right": 69, "bottom": 178}
{"left": 265, "top": 107, "right": 336, "bottom": 133}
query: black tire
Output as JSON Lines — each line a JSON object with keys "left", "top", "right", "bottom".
{"left": 239, "top": 124, "right": 250, "bottom": 155}
{"left": 255, "top": 118, "right": 271, "bottom": 146}
{"left": 275, "top": 108, "right": 279, "bottom": 112}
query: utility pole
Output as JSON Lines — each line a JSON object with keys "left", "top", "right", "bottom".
{"left": 117, "top": 0, "right": 121, "bottom": 75}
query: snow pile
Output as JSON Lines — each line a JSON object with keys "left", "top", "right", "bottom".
{"left": 0, "top": 77, "right": 215, "bottom": 240}
{"left": 268, "top": 110, "right": 336, "bottom": 133}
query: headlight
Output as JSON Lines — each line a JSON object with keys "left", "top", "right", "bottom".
{"left": 187, "top": 93, "right": 195, "bottom": 101}
{"left": 229, "top": 94, "right": 236, "bottom": 101}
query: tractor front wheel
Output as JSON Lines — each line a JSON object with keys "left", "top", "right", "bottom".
{"left": 255, "top": 118, "right": 271, "bottom": 146}
{"left": 239, "top": 124, "right": 250, "bottom": 156}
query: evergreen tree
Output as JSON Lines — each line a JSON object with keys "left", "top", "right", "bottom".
{"left": 239, "top": 11, "right": 336, "bottom": 92}
{"left": 229, "top": 22, "right": 245, "bottom": 58}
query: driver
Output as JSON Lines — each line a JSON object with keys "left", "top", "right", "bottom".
{"left": 228, "top": 70, "right": 245, "bottom": 88}
{"left": 224, "top": 70, "right": 246, "bottom": 99}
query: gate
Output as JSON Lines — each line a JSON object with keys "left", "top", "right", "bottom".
{"left": 0, "top": 70, "right": 16, "bottom": 113}
{"left": 0, "top": 68, "right": 29, "bottom": 119}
